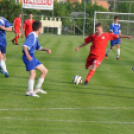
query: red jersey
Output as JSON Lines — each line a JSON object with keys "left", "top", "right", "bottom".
{"left": 23, "top": 19, "right": 34, "bottom": 37}
{"left": 85, "top": 33, "right": 118, "bottom": 57}
{"left": 14, "top": 17, "right": 21, "bottom": 30}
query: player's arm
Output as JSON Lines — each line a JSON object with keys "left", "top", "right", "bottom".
{"left": 0, "top": 19, "right": 13, "bottom": 32}
{"left": 39, "top": 48, "right": 51, "bottom": 54}
{"left": 117, "top": 34, "right": 132, "bottom": 39}
{"left": 36, "top": 41, "right": 51, "bottom": 54}
{"left": 13, "top": 20, "right": 15, "bottom": 32}
{"left": 0, "top": 25, "right": 12, "bottom": 31}
{"left": 109, "top": 24, "right": 113, "bottom": 33}
{"left": 23, "top": 46, "right": 33, "bottom": 61}
{"left": 75, "top": 35, "right": 93, "bottom": 52}
{"left": 75, "top": 42, "right": 88, "bottom": 52}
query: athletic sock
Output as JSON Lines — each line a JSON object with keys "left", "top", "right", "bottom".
{"left": 35, "top": 78, "right": 44, "bottom": 89}
{"left": 0, "top": 60, "right": 7, "bottom": 73}
{"left": 13, "top": 36, "right": 17, "bottom": 42}
{"left": 85, "top": 70, "right": 95, "bottom": 82}
{"left": 106, "top": 48, "right": 111, "bottom": 56}
{"left": 28, "top": 80, "right": 34, "bottom": 92}
{"left": 116, "top": 49, "right": 120, "bottom": 58}
{"left": 15, "top": 36, "right": 18, "bottom": 44}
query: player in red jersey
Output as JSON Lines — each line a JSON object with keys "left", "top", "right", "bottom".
{"left": 75, "top": 23, "right": 132, "bottom": 85}
{"left": 23, "top": 12, "right": 34, "bottom": 37}
{"left": 12, "top": 13, "right": 22, "bottom": 45}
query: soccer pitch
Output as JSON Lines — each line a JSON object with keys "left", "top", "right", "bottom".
{"left": 0, "top": 32, "right": 134, "bottom": 134}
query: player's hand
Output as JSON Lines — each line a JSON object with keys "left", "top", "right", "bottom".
{"left": 128, "top": 36, "right": 133, "bottom": 39}
{"left": 27, "top": 56, "right": 33, "bottom": 61}
{"left": 75, "top": 47, "right": 80, "bottom": 52}
{"left": 21, "top": 33, "right": 23, "bottom": 38}
{"left": 47, "top": 49, "right": 51, "bottom": 54}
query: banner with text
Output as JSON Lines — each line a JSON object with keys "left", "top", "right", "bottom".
{"left": 23, "top": 0, "right": 53, "bottom": 10}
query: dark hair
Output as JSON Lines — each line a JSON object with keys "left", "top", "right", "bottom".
{"left": 114, "top": 16, "right": 119, "bottom": 20}
{"left": 29, "top": 12, "right": 33, "bottom": 15}
{"left": 18, "top": 13, "right": 22, "bottom": 15}
{"left": 95, "top": 23, "right": 102, "bottom": 28}
{"left": 32, "top": 20, "right": 42, "bottom": 31}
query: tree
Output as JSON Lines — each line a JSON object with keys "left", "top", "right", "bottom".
{"left": 0, "top": 0, "right": 21, "bottom": 23}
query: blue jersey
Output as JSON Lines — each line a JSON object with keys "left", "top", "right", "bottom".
{"left": 109, "top": 23, "right": 121, "bottom": 35}
{"left": 0, "top": 18, "right": 12, "bottom": 46}
{"left": 22, "top": 32, "right": 42, "bottom": 56}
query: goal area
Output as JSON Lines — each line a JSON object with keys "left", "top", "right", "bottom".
{"left": 94, "top": 11, "right": 134, "bottom": 35}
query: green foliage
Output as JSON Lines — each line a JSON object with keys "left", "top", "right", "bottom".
{"left": 0, "top": 0, "right": 21, "bottom": 23}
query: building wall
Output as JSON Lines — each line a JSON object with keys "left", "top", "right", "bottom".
{"left": 91, "top": 0, "right": 109, "bottom": 10}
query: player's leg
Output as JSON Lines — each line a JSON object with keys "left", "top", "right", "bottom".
{"left": 26, "top": 70, "right": 39, "bottom": 97}
{"left": 35, "top": 64, "right": 48, "bottom": 94}
{"left": 84, "top": 56, "right": 102, "bottom": 85}
{"left": 106, "top": 41, "right": 114, "bottom": 58}
{"left": 116, "top": 44, "right": 121, "bottom": 59}
{"left": 0, "top": 46, "right": 4, "bottom": 74}
{"left": 84, "top": 64, "right": 97, "bottom": 85}
{"left": 23, "top": 56, "right": 39, "bottom": 97}
{"left": 12, "top": 32, "right": 17, "bottom": 44}
{"left": 15, "top": 33, "right": 19, "bottom": 45}
{"left": 0, "top": 47, "right": 9, "bottom": 77}
{"left": 12, "top": 32, "right": 19, "bottom": 45}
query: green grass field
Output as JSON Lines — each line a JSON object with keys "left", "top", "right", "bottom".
{"left": 0, "top": 32, "right": 134, "bottom": 134}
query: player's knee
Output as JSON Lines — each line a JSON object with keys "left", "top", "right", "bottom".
{"left": 42, "top": 68, "right": 48, "bottom": 75}
{"left": 45, "top": 68, "right": 48, "bottom": 74}
{"left": 85, "top": 65, "right": 90, "bottom": 70}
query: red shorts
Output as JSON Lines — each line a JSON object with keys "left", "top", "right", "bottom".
{"left": 14, "top": 29, "right": 20, "bottom": 34}
{"left": 85, "top": 54, "right": 103, "bottom": 68}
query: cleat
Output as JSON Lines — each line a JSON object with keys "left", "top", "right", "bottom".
{"left": 116, "top": 58, "right": 122, "bottom": 60}
{"left": 26, "top": 91, "right": 39, "bottom": 97}
{"left": 5, "top": 72, "right": 9, "bottom": 77}
{"left": 34, "top": 89, "right": 47, "bottom": 94}
{"left": 12, "top": 40, "right": 14, "bottom": 44}
{"left": 15, "top": 44, "right": 19, "bottom": 45}
{"left": 84, "top": 81, "right": 88, "bottom": 85}
{"left": 105, "top": 54, "right": 108, "bottom": 59}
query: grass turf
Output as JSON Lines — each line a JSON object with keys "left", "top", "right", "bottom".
{"left": 0, "top": 32, "right": 134, "bottom": 134}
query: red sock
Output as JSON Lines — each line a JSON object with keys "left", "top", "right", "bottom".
{"left": 85, "top": 70, "right": 95, "bottom": 82}
{"left": 13, "top": 36, "right": 16, "bottom": 41}
{"left": 15, "top": 36, "right": 18, "bottom": 44}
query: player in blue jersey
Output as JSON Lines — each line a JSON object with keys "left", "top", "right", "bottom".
{"left": 22, "top": 21, "right": 51, "bottom": 97}
{"left": 106, "top": 16, "right": 121, "bottom": 60}
{"left": 0, "top": 17, "right": 12, "bottom": 77}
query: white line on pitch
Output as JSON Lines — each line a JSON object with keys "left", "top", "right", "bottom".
{"left": 0, "top": 107, "right": 134, "bottom": 111}
{"left": 0, "top": 117, "right": 134, "bottom": 124}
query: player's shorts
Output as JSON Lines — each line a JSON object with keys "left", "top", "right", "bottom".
{"left": 14, "top": 29, "right": 21, "bottom": 34}
{"left": 111, "top": 38, "right": 121, "bottom": 46}
{"left": 85, "top": 54, "right": 103, "bottom": 68}
{"left": 23, "top": 55, "right": 42, "bottom": 71}
{"left": 0, "top": 45, "right": 6, "bottom": 54}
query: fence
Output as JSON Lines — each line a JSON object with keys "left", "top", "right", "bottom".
{"left": 22, "top": 0, "right": 134, "bottom": 37}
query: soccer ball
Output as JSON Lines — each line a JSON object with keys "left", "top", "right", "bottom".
{"left": 72, "top": 75, "right": 82, "bottom": 84}
{"left": 132, "top": 66, "right": 134, "bottom": 71}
